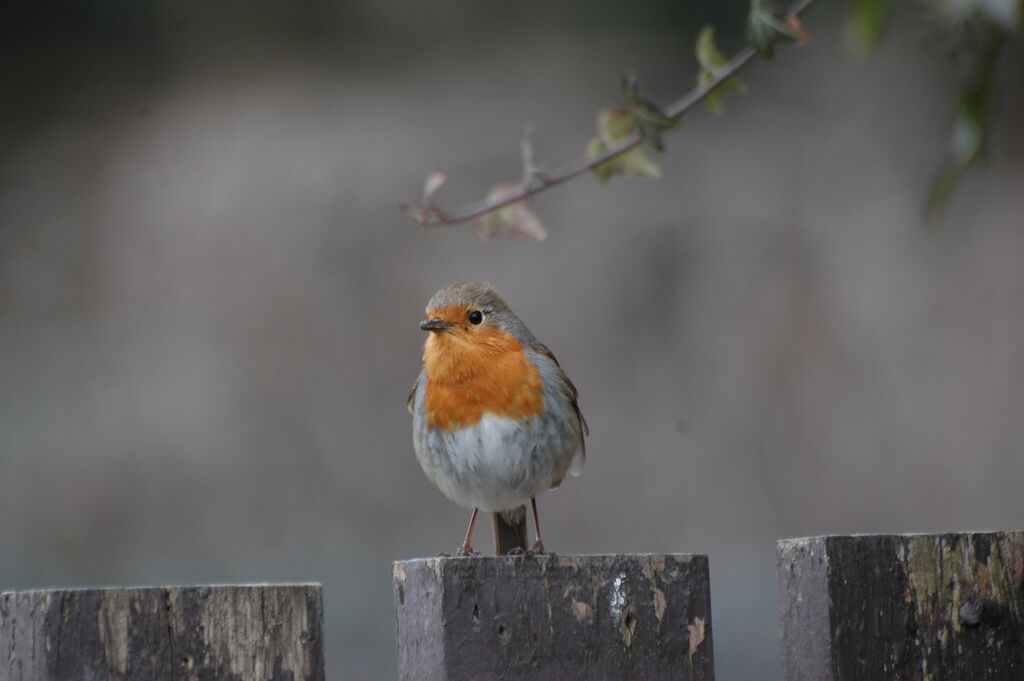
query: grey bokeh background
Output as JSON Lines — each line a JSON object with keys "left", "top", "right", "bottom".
{"left": 3, "top": 2, "right": 1023, "bottom": 679}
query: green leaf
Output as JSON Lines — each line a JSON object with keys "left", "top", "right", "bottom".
{"left": 845, "top": 0, "right": 891, "bottom": 55}
{"left": 698, "top": 71, "right": 747, "bottom": 115}
{"left": 597, "top": 108, "right": 635, "bottom": 144}
{"left": 473, "top": 182, "right": 548, "bottom": 241}
{"left": 586, "top": 135, "right": 662, "bottom": 184}
{"left": 925, "top": 115, "right": 983, "bottom": 225}
{"left": 926, "top": 25, "right": 1004, "bottom": 224}
{"left": 586, "top": 108, "right": 663, "bottom": 183}
{"left": 620, "top": 72, "right": 679, "bottom": 152}
{"left": 695, "top": 25, "right": 747, "bottom": 115}
{"left": 696, "top": 25, "right": 728, "bottom": 71}
{"left": 747, "top": 0, "right": 811, "bottom": 60}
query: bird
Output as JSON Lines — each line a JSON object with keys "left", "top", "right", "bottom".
{"left": 408, "top": 282, "right": 587, "bottom": 556}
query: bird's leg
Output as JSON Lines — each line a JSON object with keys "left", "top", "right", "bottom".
{"left": 457, "top": 508, "right": 480, "bottom": 556}
{"left": 530, "top": 497, "right": 546, "bottom": 554}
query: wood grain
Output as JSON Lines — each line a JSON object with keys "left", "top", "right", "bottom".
{"left": 778, "top": 532, "right": 1024, "bottom": 681}
{"left": 0, "top": 583, "right": 324, "bottom": 681}
{"left": 393, "top": 553, "right": 714, "bottom": 681}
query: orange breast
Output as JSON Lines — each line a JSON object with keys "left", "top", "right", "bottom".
{"left": 422, "top": 327, "right": 544, "bottom": 432}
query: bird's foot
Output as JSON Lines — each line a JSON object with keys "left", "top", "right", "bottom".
{"left": 529, "top": 539, "right": 547, "bottom": 555}
{"left": 455, "top": 543, "right": 479, "bottom": 557}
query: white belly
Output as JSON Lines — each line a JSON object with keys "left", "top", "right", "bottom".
{"left": 414, "top": 412, "right": 575, "bottom": 512}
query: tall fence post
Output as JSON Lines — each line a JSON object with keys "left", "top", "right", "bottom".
{"left": 778, "top": 532, "right": 1024, "bottom": 681}
{"left": 393, "top": 553, "right": 714, "bottom": 681}
{"left": 0, "top": 583, "right": 325, "bottom": 681}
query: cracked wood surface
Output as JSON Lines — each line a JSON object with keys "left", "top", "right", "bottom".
{"left": 393, "top": 553, "right": 714, "bottom": 681}
{"left": 778, "top": 532, "right": 1024, "bottom": 681}
{"left": 0, "top": 583, "right": 324, "bottom": 681}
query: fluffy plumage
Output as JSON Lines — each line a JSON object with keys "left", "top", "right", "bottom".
{"left": 408, "top": 282, "right": 587, "bottom": 547}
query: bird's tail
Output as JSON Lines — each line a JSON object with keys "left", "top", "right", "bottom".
{"left": 492, "top": 505, "right": 528, "bottom": 555}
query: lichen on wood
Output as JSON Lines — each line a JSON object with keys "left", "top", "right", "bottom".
{"left": 779, "top": 532, "right": 1024, "bottom": 681}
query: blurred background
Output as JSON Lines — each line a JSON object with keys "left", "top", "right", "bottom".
{"left": 2, "top": 1, "right": 1023, "bottom": 679}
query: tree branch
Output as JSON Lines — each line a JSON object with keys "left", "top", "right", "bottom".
{"left": 403, "top": 0, "right": 820, "bottom": 227}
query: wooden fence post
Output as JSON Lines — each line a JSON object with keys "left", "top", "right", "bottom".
{"left": 778, "top": 532, "right": 1024, "bottom": 681}
{"left": 0, "top": 583, "right": 324, "bottom": 681}
{"left": 393, "top": 553, "right": 714, "bottom": 681}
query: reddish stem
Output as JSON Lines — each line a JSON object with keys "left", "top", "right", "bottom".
{"left": 407, "top": 0, "right": 819, "bottom": 226}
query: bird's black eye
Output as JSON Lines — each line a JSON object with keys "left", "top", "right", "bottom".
{"left": 468, "top": 310, "right": 484, "bottom": 325}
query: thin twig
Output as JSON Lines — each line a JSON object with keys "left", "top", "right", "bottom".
{"left": 408, "top": 0, "right": 820, "bottom": 226}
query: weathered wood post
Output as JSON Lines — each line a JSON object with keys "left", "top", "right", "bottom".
{"left": 0, "top": 583, "right": 324, "bottom": 681}
{"left": 393, "top": 554, "right": 714, "bottom": 681}
{"left": 778, "top": 532, "right": 1024, "bottom": 681}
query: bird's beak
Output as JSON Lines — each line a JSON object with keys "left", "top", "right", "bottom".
{"left": 419, "top": 318, "right": 451, "bottom": 332}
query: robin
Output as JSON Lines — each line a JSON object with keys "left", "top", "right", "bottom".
{"left": 408, "top": 282, "right": 587, "bottom": 556}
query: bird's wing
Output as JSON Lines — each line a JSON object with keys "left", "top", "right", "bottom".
{"left": 407, "top": 368, "right": 424, "bottom": 415}
{"left": 533, "top": 343, "right": 588, "bottom": 469}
